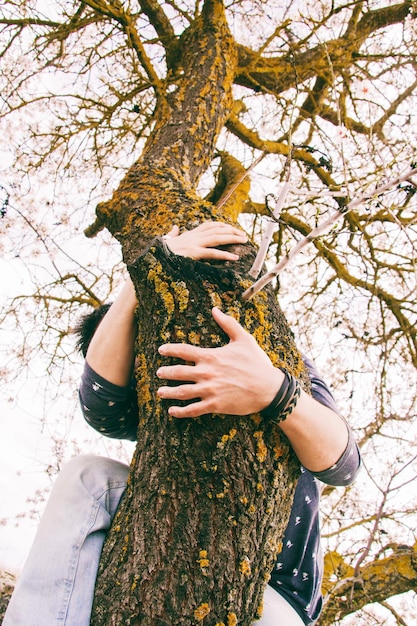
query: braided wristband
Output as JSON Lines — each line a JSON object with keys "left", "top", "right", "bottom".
{"left": 261, "top": 370, "right": 301, "bottom": 425}
{"left": 276, "top": 380, "right": 301, "bottom": 423}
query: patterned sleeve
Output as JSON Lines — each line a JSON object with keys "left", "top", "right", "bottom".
{"left": 78, "top": 361, "right": 139, "bottom": 441}
{"left": 302, "top": 354, "right": 362, "bottom": 487}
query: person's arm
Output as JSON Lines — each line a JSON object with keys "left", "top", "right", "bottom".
{"left": 85, "top": 277, "right": 138, "bottom": 386}
{"left": 79, "top": 222, "right": 248, "bottom": 438}
{"left": 157, "top": 307, "right": 353, "bottom": 475}
{"left": 277, "top": 390, "right": 349, "bottom": 474}
{"left": 84, "top": 222, "right": 247, "bottom": 386}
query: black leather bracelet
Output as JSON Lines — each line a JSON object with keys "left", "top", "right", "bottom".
{"left": 261, "top": 371, "right": 291, "bottom": 419}
{"left": 261, "top": 370, "right": 301, "bottom": 425}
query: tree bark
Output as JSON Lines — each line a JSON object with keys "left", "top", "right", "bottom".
{"left": 92, "top": 231, "right": 306, "bottom": 625}
{"left": 90, "top": 1, "right": 308, "bottom": 624}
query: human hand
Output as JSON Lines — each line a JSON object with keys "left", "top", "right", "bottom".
{"left": 163, "top": 221, "right": 247, "bottom": 261}
{"left": 156, "top": 307, "right": 284, "bottom": 418}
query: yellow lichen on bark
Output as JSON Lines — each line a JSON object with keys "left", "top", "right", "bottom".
{"left": 146, "top": 262, "right": 175, "bottom": 317}
{"left": 239, "top": 556, "right": 251, "bottom": 577}
{"left": 255, "top": 597, "right": 264, "bottom": 618}
{"left": 197, "top": 549, "right": 210, "bottom": 570}
{"left": 243, "top": 296, "right": 279, "bottom": 361}
{"left": 188, "top": 330, "right": 202, "bottom": 345}
{"left": 209, "top": 290, "right": 224, "bottom": 309}
{"left": 227, "top": 612, "right": 237, "bottom": 626}
{"left": 219, "top": 429, "right": 237, "bottom": 446}
{"left": 322, "top": 551, "right": 354, "bottom": 594}
{"left": 172, "top": 280, "right": 190, "bottom": 312}
{"left": 194, "top": 602, "right": 211, "bottom": 621}
{"left": 134, "top": 353, "right": 153, "bottom": 411}
{"left": 254, "top": 431, "right": 268, "bottom": 463}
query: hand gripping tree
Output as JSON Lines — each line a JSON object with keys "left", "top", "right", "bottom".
{"left": 88, "top": 1, "right": 308, "bottom": 624}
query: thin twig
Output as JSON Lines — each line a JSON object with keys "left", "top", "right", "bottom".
{"left": 249, "top": 181, "right": 291, "bottom": 278}
{"left": 216, "top": 151, "right": 266, "bottom": 212}
{"left": 242, "top": 166, "right": 417, "bottom": 301}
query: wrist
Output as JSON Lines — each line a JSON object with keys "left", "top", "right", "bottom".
{"left": 259, "top": 367, "right": 285, "bottom": 409}
{"left": 261, "top": 370, "right": 301, "bottom": 425}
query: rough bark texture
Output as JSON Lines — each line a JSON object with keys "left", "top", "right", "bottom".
{"left": 90, "top": 1, "right": 309, "bottom": 623}
{"left": 92, "top": 229, "right": 307, "bottom": 625}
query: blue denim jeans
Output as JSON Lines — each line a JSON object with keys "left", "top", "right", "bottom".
{"left": 3, "top": 455, "right": 303, "bottom": 626}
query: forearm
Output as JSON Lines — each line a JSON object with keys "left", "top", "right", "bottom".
{"left": 85, "top": 277, "right": 138, "bottom": 386}
{"left": 278, "top": 390, "right": 349, "bottom": 473}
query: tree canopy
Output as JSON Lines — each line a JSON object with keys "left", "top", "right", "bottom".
{"left": 1, "top": 1, "right": 416, "bottom": 624}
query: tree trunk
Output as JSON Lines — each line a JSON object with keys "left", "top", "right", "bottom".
{"left": 90, "top": 2, "right": 308, "bottom": 623}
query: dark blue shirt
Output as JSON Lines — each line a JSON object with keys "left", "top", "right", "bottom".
{"left": 79, "top": 356, "right": 360, "bottom": 624}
